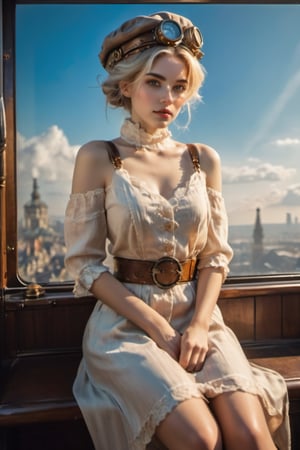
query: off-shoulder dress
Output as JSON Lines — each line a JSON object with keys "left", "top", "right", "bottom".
{"left": 64, "top": 130, "right": 290, "bottom": 450}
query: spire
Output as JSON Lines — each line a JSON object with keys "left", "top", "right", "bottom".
{"left": 24, "top": 177, "right": 48, "bottom": 231}
{"left": 253, "top": 207, "right": 263, "bottom": 244}
{"left": 31, "top": 177, "right": 40, "bottom": 202}
{"left": 252, "top": 207, "right": 264, "bottom": 272}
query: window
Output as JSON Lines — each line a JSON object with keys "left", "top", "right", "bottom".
{"left": 3, "top": 0, "right": 300, "bottom": 287}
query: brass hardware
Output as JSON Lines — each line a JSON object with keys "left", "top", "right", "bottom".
{"left": 151, "top": 256, "right": 182, "bottom": 289}
{"left": 25, "top": 283, "right": 45, "bottom": 299}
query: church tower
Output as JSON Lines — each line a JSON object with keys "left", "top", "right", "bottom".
{"left": 252, "top": 207, "right": 264, "bottom": 271}
{"left": 24, "top": 178, "right": 48, "bottom": 231}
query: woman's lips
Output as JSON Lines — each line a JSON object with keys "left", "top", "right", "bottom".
{"left": 153, "top": 109, "right": 173, "bottom": 118}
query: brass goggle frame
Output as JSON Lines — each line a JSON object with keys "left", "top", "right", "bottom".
{"left": 104, "top": 19, "right": 204, "bottom": 71}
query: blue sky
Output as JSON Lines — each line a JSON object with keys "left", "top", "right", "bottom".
{"left": 16, "top": 3, "right": 300, "bottom": 226}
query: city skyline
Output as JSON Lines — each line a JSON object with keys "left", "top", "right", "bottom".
{"left": 16, "top": 3, "right": 300, "bottom": 225}
{"left": 18, "top": 176, "right": 300, "bottom": 283}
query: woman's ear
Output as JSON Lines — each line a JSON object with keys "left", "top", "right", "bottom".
{"left": 119, "top": 81, "right": 132, "bottom": 98}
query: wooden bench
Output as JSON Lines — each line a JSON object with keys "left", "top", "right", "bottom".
{"left": 0, "top": 287, "right": 299, "bottom": 449}
{"left": 0, "top": 345, "right": 299, "bottom": 450}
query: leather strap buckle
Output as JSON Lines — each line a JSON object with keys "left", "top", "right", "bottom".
{"left": 151, "top": 256, "right": 182, "bottom": 289}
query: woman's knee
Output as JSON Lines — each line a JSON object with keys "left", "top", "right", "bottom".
{"left": 161, "top": 423, "right": 222, "bottom": 450}
{"left": 156, "top": 397, "right": 222, "bottom": 450}
{"left": 211, "top": 392, "right": 276, "bottom": 450}
{"left": 235, "top": 421, "right": 278, "bottom": 450}
{"left": 185, "top": 423, "right": 222, "bottom": 450}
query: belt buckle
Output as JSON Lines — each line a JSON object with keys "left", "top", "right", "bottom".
{"left": 151, "top": 256, "right": 182, "bottom": 289}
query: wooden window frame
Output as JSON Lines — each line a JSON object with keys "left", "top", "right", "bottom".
{"left": 1, "top": 0, "right": 300, "bottom": 293}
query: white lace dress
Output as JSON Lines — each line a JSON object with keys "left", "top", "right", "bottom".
{"left": 64, "top": 121, "right": 290, "bottom": 450}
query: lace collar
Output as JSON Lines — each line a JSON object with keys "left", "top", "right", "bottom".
{"left": 120, "top": 118, "right": 172, "bottom": 150}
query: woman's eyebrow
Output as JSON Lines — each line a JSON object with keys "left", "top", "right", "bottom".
{"left": 146, "top": 72, "right": 188, "bottom": 83}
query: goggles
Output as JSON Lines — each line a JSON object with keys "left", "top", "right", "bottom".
{"left": 104, "top": 19, "right": 204, "bottom": 71}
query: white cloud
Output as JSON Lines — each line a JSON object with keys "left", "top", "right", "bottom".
{"left": 222, "top": 159, "right": 295, "bottom": 184}
{"left": 18, "top": 125, "right": 79, "bottom": 181}
{"left": 225, "top": 180, "right": 300, "bottom": 226}
{"left": 280, "top": 184, "right": 300, "bottom": 206}
{"left": 17, "top": 125, "right": 80, "bottom": 218}
{"left": 224, "top": 184, "right": 294, "bottom": 225}
{"left": 273, "top": 137, "right": 300, "bottom": 147}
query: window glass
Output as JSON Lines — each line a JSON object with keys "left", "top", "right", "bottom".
{"left": 16, "top": 3, "right": 300, "bottom": 282}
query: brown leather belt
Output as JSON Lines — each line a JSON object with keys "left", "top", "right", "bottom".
{"left": 114, "top": 256, "right": 198, "bottom": 289}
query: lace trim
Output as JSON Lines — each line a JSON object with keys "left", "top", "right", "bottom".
{"left": 198, "top": 254, "right": 230, "bottom": 278}
{"left": 131, "top": 383, "right": 204, "bottom": 450}
{"left": 120, "top": 118, "right": 172, "bottom": 150}
{"left": 68, "top": 187, "right": 105, "bottom": 200}
{"left": 65, "top": 189, "right": 105, "bottom": 221}
{"left": 132, "top": 373, "right": 290, "bottom": 450}
{"left": 73, "top": 265, "right": 109, "bottom": 297}
{"left": 119, "top": 168, "right": 201, "bottom": 203}
{"left": 202, "top": 371, "right": 290, "bottom": 449}
{"left": 206, "top": 186, "right": 223, "bottom": 200}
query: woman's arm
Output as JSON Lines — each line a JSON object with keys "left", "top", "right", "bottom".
{"left": 90, "top": 271, "right": 182, "bottom": 361}
{"left": 179, "top": 144, "right": 230, "bottom": 372}
{"left": 68, "top": 142, "right": 182, "bottom": 360}
{"left": 179, "top": 267, "right": 223, "bottom": 371}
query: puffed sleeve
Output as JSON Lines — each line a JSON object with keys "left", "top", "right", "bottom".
{"left": 64, "top": 188, "right": 109, "bottom": 297}
{"left": 198, "top": 187, "right": 233, "bottom": 281}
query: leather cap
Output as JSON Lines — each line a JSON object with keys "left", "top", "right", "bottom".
{"left": 99, "top": 11, "right": 202, "bottom": 71}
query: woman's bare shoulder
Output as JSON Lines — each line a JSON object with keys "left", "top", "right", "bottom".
{"left": 192, "top": 143, "right": 222, "bottom": 190}
{"left": 72, "top": 140, "right": 115, "bottom": 192}
{"left": 194, "top": 143, "right": 221, "bottom": 169}
{"left": 76, "top": 140, "right": 112, "bottom": 165}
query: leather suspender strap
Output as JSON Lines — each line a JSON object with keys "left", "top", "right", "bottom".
{"left": 105, "top": 140, "right": 200, "bottom": 172}
{"left": 105, "top": 141, "right": 122, "bottom": 169}
{"left": 187, "top": 144, "right": 201, "bottom": 172}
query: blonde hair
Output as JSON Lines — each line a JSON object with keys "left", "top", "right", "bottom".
{"left": 101, "top": 46, "right": 205, "bottom": 118}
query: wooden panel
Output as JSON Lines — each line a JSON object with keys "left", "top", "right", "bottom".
{"left": 9, "top": 421, "right": 94, "bottom": 450}
{"left": 3, "top": 310, "right": 17, "bottom": 360}
{"left": 255, "top": 295, "right": 282, "bottom": 340}
{"left": 218, "top": 297, "right": 255, "bottom": 341}
{"left": 220, "top": 283, "right": 300, "bottom": 299}
{"left": 282, "top": 294, "right": 300, "bottom": 339}
{"left": 3, "top": 296, "right": 96, "bottom": 358}
{"left": 15, "top": 303, "right": 93, "bottom": 354}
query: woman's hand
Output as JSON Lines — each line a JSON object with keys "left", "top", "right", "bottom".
{"left": 179, "top": 324, "right": 209, "bottom": 373}
{"left": 148, "top": 318, "right": 209, "bottom": 372}
{"left": 148, "top": 320, "right": 182, "bottom": 362}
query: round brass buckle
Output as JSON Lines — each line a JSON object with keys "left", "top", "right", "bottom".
{"left": 151, "top": 256, "right": 182, "bottom": 289}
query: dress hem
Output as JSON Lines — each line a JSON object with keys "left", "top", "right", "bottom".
{"left": 131, "top": 383, "right": 205, "bottom": 450}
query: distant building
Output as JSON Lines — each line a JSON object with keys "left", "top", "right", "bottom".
{"left": 252, "top": 208, "right": 264, "bottom": 271}
{"left": 18, "top": 178, "right": 68, "bottom": 283}
{"left": 24, "top": 178, "right": 48, "bottom": 230}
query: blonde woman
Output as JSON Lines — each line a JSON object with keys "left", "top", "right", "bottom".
{"left": 65, "top": 11, "right": 290, "bottom": 450}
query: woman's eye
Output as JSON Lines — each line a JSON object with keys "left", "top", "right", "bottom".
{"left": 147, "top": 79, "right": 160, "bottom": 87}
{"left": 174, "top": 84, "right": 187, "bottom": 93}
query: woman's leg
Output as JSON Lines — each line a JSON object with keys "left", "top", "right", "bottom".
{"left": 211, "top": 391, "right": 277, "bottom": 450}
{"left": 155, "top": 397, "right": 222, "bottom": 450}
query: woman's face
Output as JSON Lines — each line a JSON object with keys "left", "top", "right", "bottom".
{"left": 121, "top": 54, "right": 189, "bottom": 133}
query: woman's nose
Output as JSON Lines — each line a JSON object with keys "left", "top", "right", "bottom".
{"left": 160, "top": 87, "right": 173, "bottom": 104}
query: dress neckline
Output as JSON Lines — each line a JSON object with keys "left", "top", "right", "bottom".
{"left": 105, "top": 121, "right": 203, "bottom": 202}
{"left": 120, "top": 118, "right": 172, "bottom": 151}
{"left": 109, "top": 166, "right": 202, "bottom": 205}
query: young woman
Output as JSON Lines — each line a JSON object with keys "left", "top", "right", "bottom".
{"left": 64, "top": 11, "right": 290, "bottom": 450}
